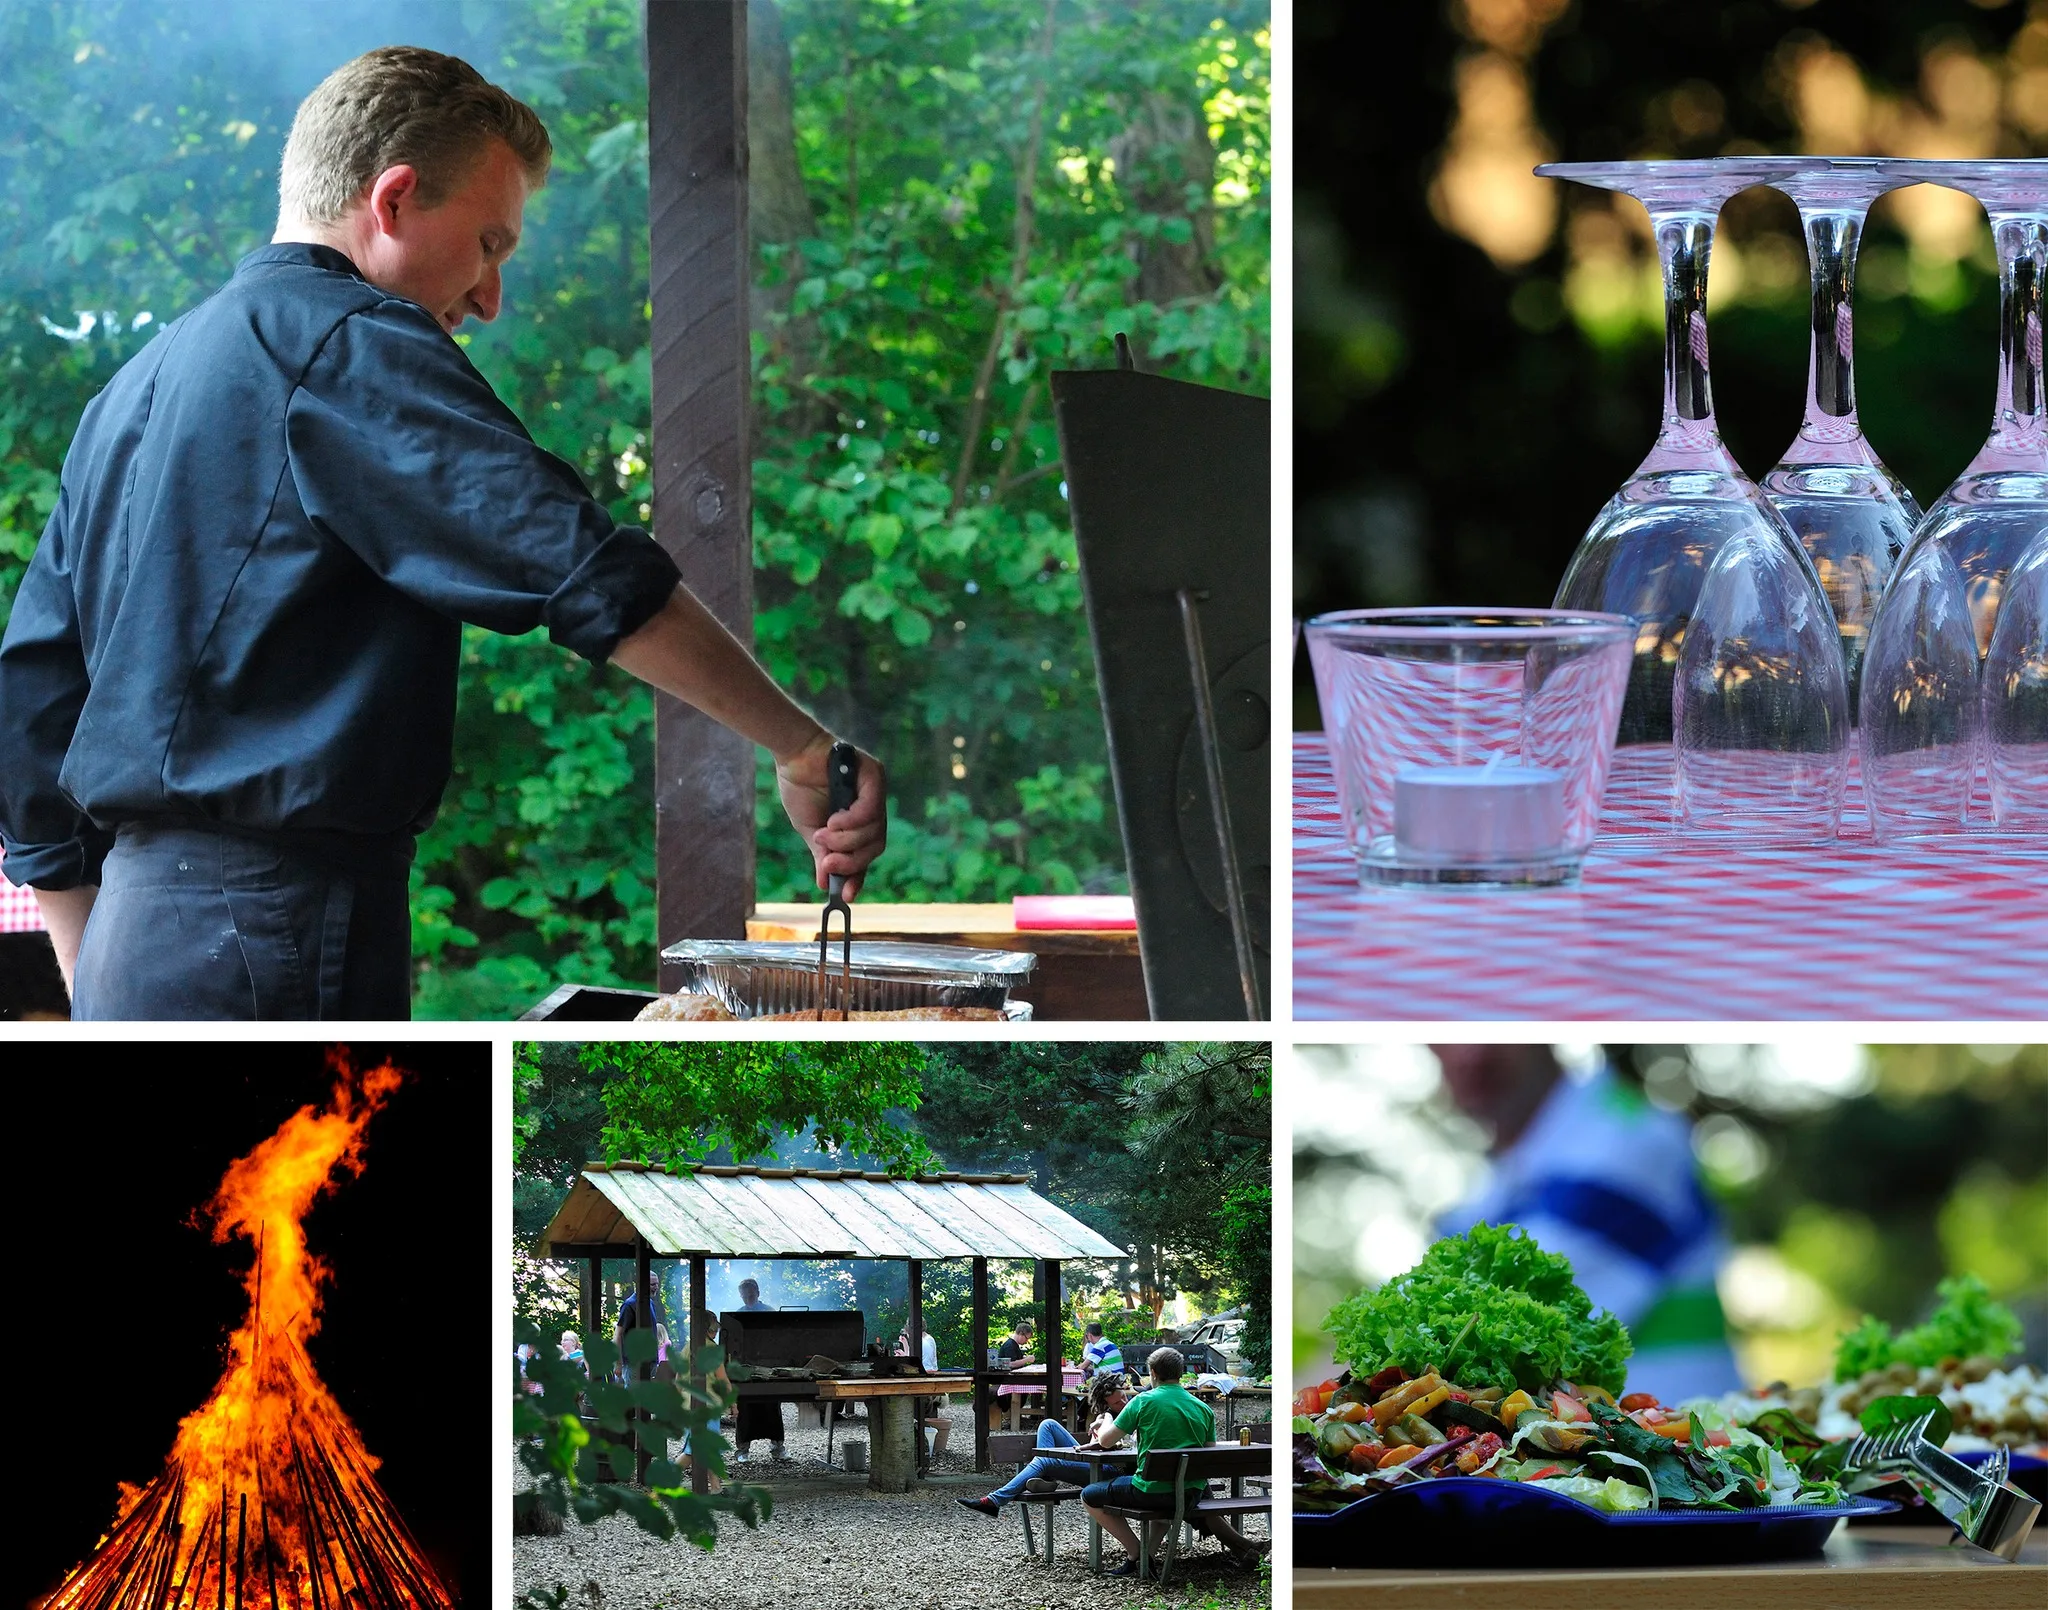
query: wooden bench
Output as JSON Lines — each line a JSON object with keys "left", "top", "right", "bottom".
{"left": 986, "top": 1431, "right": 1089, "bottom": 1564}
{"left": 1092, "top": 1444, "right": 1273, "bottom": 1584}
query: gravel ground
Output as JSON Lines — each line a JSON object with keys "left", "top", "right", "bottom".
{"left": 517, "top": 1403, "right": 1271, "bottom": 1610}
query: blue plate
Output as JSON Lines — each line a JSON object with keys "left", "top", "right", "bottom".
{"left": 1295, "top": 1477, "right": 1899, "bottom": 1568}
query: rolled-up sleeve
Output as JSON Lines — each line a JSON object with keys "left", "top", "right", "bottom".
{"left": 285, "top": 302, "right": 679, "bottom": 661}
{"left": 0, "top": 488, "right": 116, "bottom": 888}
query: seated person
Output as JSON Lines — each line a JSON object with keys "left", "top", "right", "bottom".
{"left": 1082, "top": 1347, "right": 1264, "bottom": 1578}
{"left": 1081, "top": 1321, "right": 1124, "bottom": 1379}
{"left": 994, "top": 1318, "right": 1035, "bottom": 1370}
{"left": 895, "top": 1327, "right": 948, "bottom": 1456}
{"left": 958, "top": 1373, "right": 1132, "bottom": 1517}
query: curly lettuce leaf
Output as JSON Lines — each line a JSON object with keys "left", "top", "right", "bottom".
{"left": 1893, "top": 1276, "right": 2022, "bottom": 1369}
{"left": 1324, "top": 1223, "right": 1633, "bottom": 1396}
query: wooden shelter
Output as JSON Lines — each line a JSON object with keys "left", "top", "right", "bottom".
{"left": 538, "top": 1160, "right": 1125, "bottom": 1481}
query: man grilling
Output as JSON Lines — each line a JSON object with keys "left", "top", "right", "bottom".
{"left": 0, "top": 46, "right": 885, "bottom": 1018}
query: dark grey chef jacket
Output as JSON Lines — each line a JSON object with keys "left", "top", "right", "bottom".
{"left": 0, "top": 242, "right": 679, "bottom": 1017}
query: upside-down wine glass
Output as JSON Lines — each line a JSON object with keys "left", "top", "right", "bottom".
{"left": 1882, "top": 160, "right": 2048, "bottom": 658}
{"left": 1984, "top": 522, "right": 2048, "bottom": 830}
{"left": 1750, "top": 158, "right": 1922, "bottom": 721}
{"left": 1538, "top": 160, "right": 1849, "bottom": 832}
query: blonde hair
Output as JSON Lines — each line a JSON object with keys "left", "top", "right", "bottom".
{"left": 279, "top": 45, "right": 551, "bottom": 225}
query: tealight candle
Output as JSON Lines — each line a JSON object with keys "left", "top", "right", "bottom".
{"left": 1394, "top": 753, "right": 1566, "bottom": 860}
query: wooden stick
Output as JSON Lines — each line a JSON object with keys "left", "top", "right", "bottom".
{"left": 260, "top": 1499, "right": 280, "bottom": 1610}
{"left": 234, "top": 1492, "right": 247, "bottom": 1610}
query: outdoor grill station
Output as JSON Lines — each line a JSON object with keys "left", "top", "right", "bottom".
{"left": 537, "top": 1159, "right": 1123, "bottom": 1492}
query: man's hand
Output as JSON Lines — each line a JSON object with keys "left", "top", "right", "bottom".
{"left": 612, "top": 588, "right": 889, "bottom": 892}
{"left": 776, "top": 732, "right": 887, "bottom": 899}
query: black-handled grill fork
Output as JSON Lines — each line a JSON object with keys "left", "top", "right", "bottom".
{"left": 1842, "top": 1410, "right": 2038, "bottom": 1561}
{"left": 814, "top": 741, "right": 860, "bottom": 1019}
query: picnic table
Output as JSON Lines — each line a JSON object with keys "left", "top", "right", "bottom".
{"left": 1293, "top": 1522, "right": 2048, "bottom": 1608}
{"left": 1072, "top": 1442, "right": 1271, "bottom": 1574}
{"left": 1189, "top": 1382, "right": 1271, "bottom": 1438}
{"left": 814, "top": 1372, "right": 972, "bottom": 1491}
{"left": 1293, "top": 736, "right": 2048, "bottom": 1020}
{"left": 994, "top": 1367, "right": 1084, "bottom": 1431}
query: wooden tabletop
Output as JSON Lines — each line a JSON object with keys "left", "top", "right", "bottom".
{"left": 1293, "top": 1524, "right": 2048, "bottom": 1609}
{"left": 813, "top": 1373, "right": 974, "bottom": 1399}
{"left": 749, "top": 902, "right": 1138, "bottom": 955}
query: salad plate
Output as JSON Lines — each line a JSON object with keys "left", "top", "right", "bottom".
{"left": 1294, "top": 1476, "right": 1898, "bottom": 1568}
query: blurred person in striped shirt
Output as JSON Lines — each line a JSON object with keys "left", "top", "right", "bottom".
{"left": 1434, "top": 1044, "right": 1743, "bottom": 1404}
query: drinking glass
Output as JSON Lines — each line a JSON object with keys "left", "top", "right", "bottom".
{"left": 1882, "top": 160, "right": 2048, "bottom": 657}
{"left": 1860, "top": 539, "right": 1981, "bottom": 840}
{"left": 1538, "top": 161, "right": 1843, "bottom": 819}
{"left": 1674, "top": 520, "right": 1851, "bottom": 843}
{"left": 1985, "top": 522, "right": 2048, "bottom": 830}
{"left": 1749, "top": 158, "right": 1922, "bottom": 720}
{"left": 1305, "top": 609, "right": 1634, "bottom": 887}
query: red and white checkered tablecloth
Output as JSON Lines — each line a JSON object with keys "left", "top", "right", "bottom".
{"left": 1294, "top": 734, "right": 2048, "bottom": 1021}
{"left": 0, "top": 852, "right": 45, "bottom": 933}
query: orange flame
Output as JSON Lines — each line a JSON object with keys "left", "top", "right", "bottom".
{"left": 48, "top": 1050, "right": 452, "bottom": 1610}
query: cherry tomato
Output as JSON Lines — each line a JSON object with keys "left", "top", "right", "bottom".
{"left": 1618, "top": 1392, "right": 1660, "bottom": 1412}
{"left": 1551, "top": 1390, "right": 1589, "bottom": 1423}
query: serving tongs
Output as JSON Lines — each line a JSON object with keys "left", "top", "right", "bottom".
{"left": 813, "top": 741, "right": 859, "bottom": 1019}
{"left": 1842, "top": 1410, "right": 2039, "bottom": 1561}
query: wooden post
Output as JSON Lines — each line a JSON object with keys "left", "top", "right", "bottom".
{"left": 1041, "top": 1259, "right": 1063, "bottom": 1432}
{"left": 635, "top": 1236, "right": 654, "bottom": 1484}
{"left": 906, "top": 1256, "right": 926, "bottom": 1477}
{"left": 689, "top": 1253, "right": 708, "bottom": 1494}
{"left": 581, "top": 1256, "right": 600, "bottom": 1341}
{"left": 646, "top": 0, "right": 756, "bottom": 981}
{"left": 971, "top": 1255, "right": 990, "bottom": 1472}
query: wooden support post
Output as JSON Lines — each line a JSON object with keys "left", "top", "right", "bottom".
{"left": 635, "top": 1236, "right": 654, "bottom": 1484}
{"left": 971, "top": 1255, "right": 990, "bottom": 1472}
{"left": 646, "top": 0, "right": 756, "bottom": 980}
{"left": 907, "top": 1257, "right": 927, "bottom": 1477}
{"left": 581, "top": 1256, "right": 599, "bottom": 1342}
{"left": 689, "top": 1253, "right": 708, "bottom": 1494}
{"left": 1042, "top": 1258, "right": 1063, "bottom": 1431}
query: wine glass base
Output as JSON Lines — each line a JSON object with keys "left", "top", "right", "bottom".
{"left": 1358, "top": 836, "right": 1584, "bottom": 889}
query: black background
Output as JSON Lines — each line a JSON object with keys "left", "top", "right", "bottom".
{"left": 13, "top": 1043, "right": 490, "bottom": 1607}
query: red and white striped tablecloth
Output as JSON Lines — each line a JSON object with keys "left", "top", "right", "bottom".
{"left": 1293, "top": 734, "right": 2048, "bottom": 1021}
{"left": 0, "top": 852, "right": 45, "bottom": 933}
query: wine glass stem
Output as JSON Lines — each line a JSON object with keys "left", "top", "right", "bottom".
{"left": 1802, "top": 210, "right": 1863, "bottom": 437}
{"left": 1989, "top": 214, "right": 2046, "bottom": 452}
{"left": 1654, "top": 212, "right": 1719, "bottom": 450}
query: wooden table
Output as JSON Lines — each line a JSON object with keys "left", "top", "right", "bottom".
{"left": 1193, "top": 1383, "right": 1272, "bottom": 1437}
{"left": 1293, "top": 1524, "right": 2048, "bottom": 1607}
{"left": 749, "top": 902, "right": 1146, "bottom": 1020}
{"left": 994, "top": 1367, "right": 1084, "bottom": 1432}
{"left": 1072, "top": 1446, "right": 1140, "bottom": 1573}
{"left": 814, "top": 1373, "right": 971, "bottom": 1491}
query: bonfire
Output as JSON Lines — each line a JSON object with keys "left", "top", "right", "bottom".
{"left": 46, "top": 1053, "right": 455, "bottom": 1610}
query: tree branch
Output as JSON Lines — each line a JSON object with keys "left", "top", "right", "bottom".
{"left": 948, "top": 0, "right": 1059, "bottom": 515}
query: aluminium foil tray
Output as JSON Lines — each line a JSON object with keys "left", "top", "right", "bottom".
{"left": 657, "top": 938, "right": 1036, "bottom": 1018}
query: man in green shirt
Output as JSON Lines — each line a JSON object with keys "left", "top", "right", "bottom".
{"left": 1081, "top": 1347, "right": 1263, "bottom": 1577}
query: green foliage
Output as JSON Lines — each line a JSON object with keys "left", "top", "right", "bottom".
{"left": 1832, "top": 1275, "right": 2024, "bottom": 1381}
{"left": 588, "top": 1040, "right": 937, "bottom": 1175}
{"left": 1217, "top": 1179, "right": 1272, "bottom": 1375}
{"left": 513, "top": 1315, "right": 769, "bottom": 1552}
{"left": 1858, "top": 1394, "right": 1953, "bottom": 1450}
{"left": 1325, "top": 1223, "right": 1633, "bottom": 1396}
{"left": 0, "top": 1, "right": 1269, "bottom": 1013}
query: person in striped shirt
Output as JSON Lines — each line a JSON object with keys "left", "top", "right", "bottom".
{"left": 1434, "top": 1045, "right": 1744, "bottom": 1405}
{"left": 1082, "top": 1322, "right": 1124, "bottom": 1379}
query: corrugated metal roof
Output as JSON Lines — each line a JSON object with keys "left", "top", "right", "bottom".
{"left": 538, "top": 1161, "right": 1126, "bottom": 1261}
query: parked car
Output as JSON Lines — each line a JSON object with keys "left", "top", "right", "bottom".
{"left": 1181, "top": 1308, "right": 1249, "bottom": 1374}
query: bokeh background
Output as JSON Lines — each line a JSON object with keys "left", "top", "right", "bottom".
{"left": 1293, "top": 0, "right": 2048, "bottom": 726}
{"left": 1293, "top": 1043, "right": 2048, "bottom": 1392}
